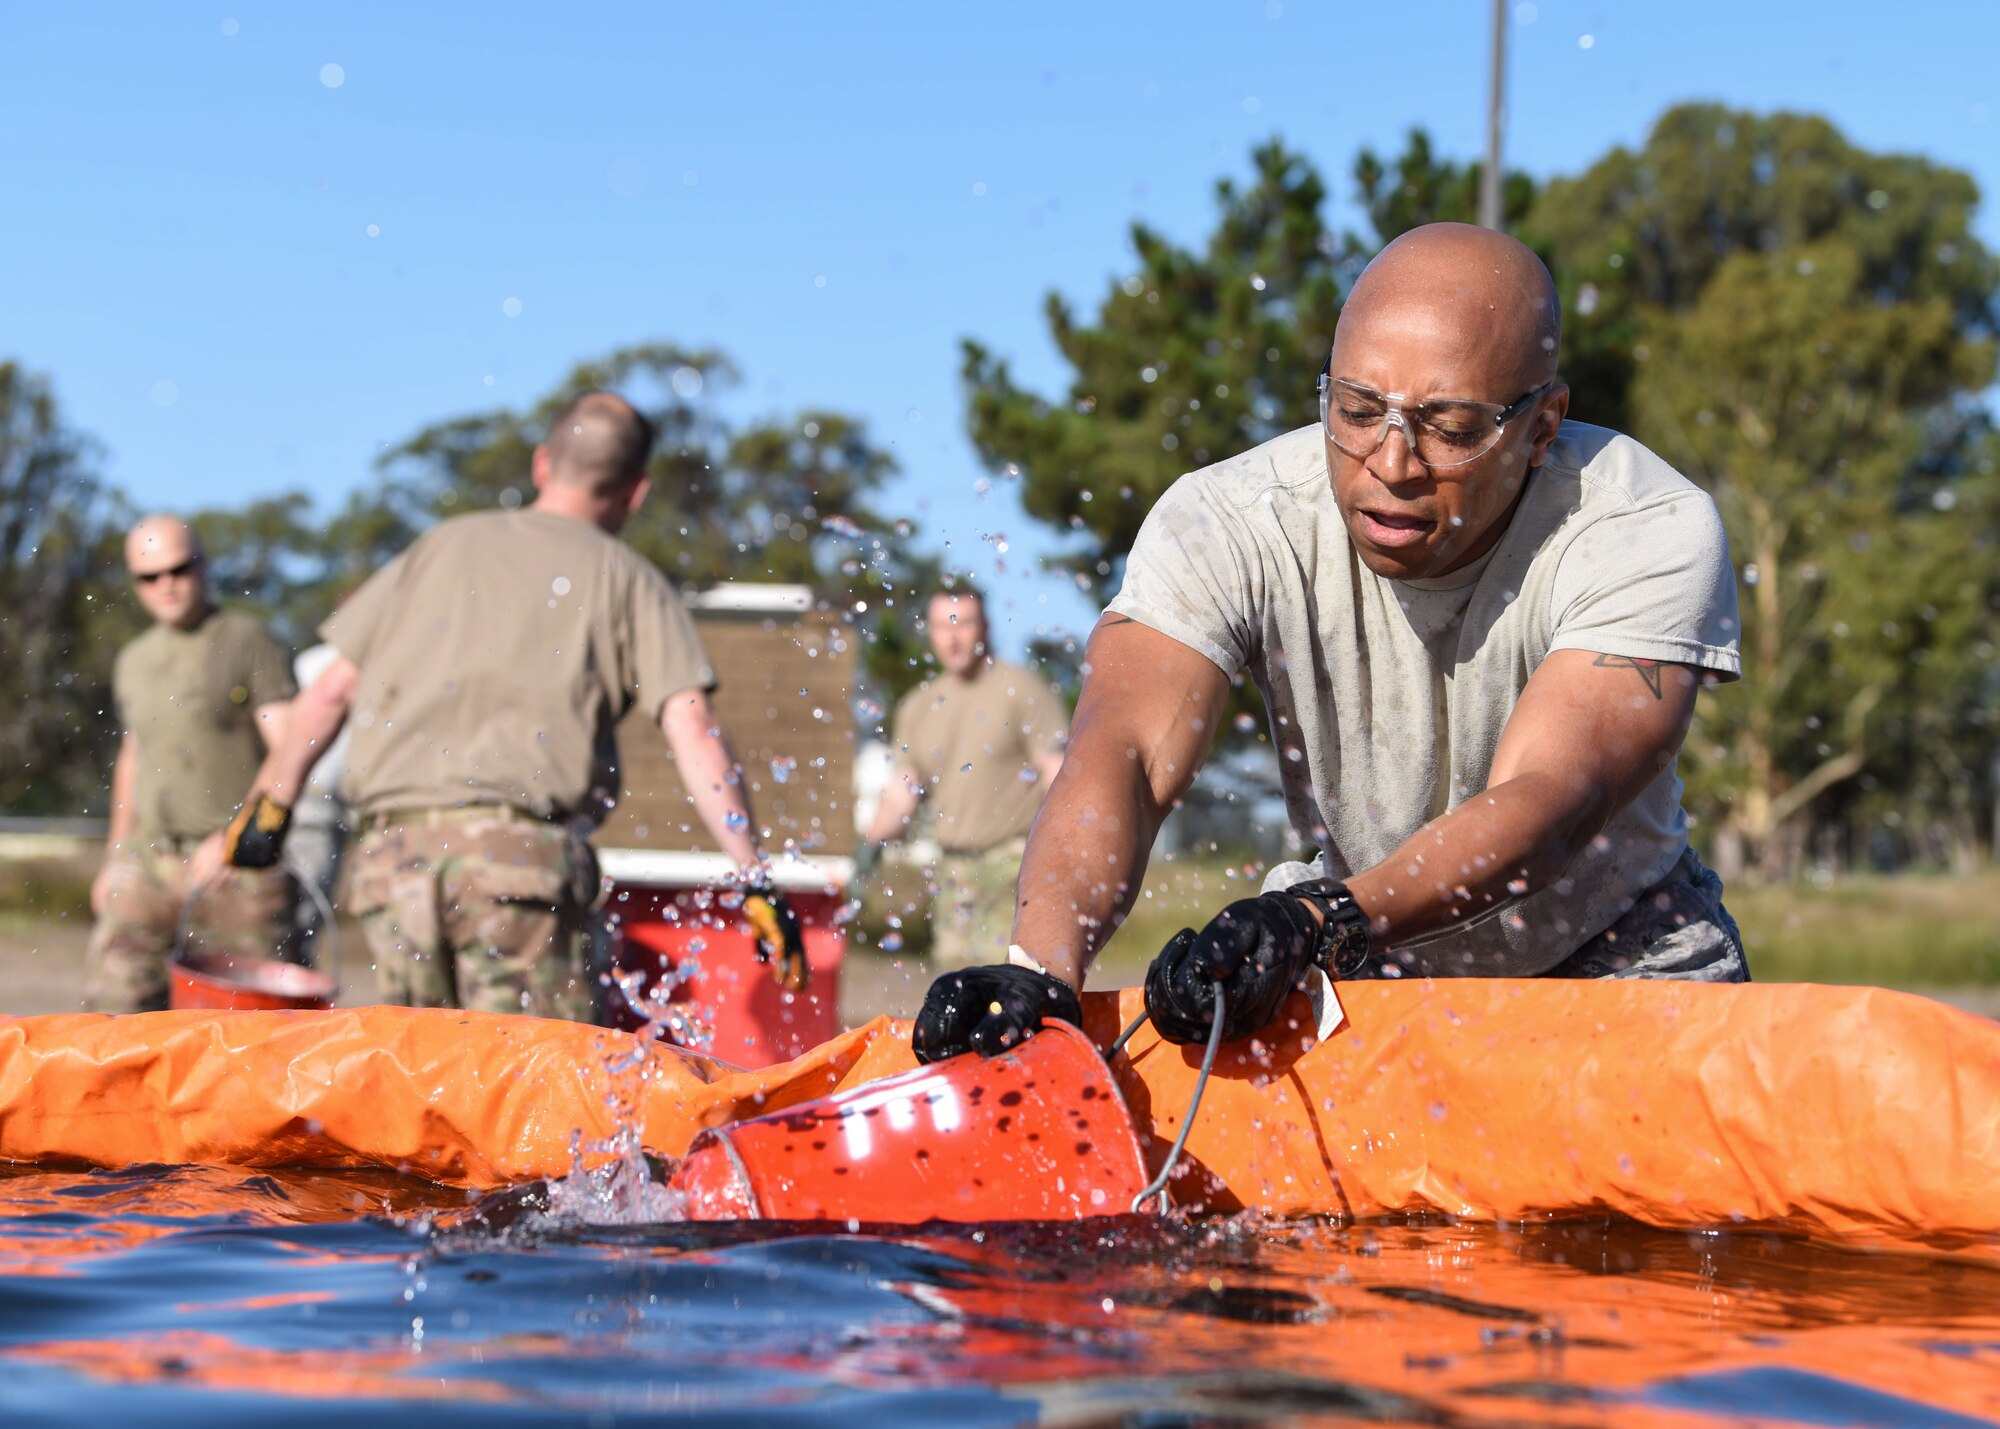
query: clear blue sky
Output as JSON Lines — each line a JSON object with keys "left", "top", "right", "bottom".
{"left": 4, "top": 1, "right": 1995, "bottom": 655}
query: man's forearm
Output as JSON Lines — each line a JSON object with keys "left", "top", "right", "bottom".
{"left": 1343, "top": 769, "right": 1599, "bottom": 956}
{"left": 105, "top": 741, "right": 136, "bottom": 846}
{"left": 255, "top": 682, "right": 352, "bottom": 805}
{"left": 1009, "top": 756, "right": 1164, "bottom": 988}
{"left": 661, "top": 694, "right": 761, "bottom": 869}
{"left": 861, "top": 778, "right": 921, "bottom": 844}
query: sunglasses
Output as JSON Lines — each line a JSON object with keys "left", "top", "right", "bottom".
{"left": 132, "top": 557, "right": 200, "bottom": 585}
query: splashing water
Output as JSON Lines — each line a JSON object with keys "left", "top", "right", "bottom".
{"left": 540, "top": 954, "right": 717, "bottom": 1226}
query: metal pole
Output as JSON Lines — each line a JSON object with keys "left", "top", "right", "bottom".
{"left": 1480, "top": 0, "right": 1507, "bottom": 230}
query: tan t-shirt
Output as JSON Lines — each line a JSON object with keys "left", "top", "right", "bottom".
{"left": 892, "top": 659, "right": 1068, "bottom": 854}
{"left": 114, "top": 607, "right": 297, "bottom": 841}
{"left": 324, "top": 508, "right": 715, "bottom": 823}
{"left": 1109, "top": 420, "right": 1741, "bottom": 976}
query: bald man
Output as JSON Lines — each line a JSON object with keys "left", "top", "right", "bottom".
{"left": 914, "top": 222, "right": 1745, "bottom": 1062}
{"left": 211, "top": 389, "right": 803, "bottom": 1020}
{"left": 86, "top": 516, "right": 298, "bottom": 1012}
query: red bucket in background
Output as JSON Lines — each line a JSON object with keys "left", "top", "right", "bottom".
{"left": 169, "top": 951, "right": 337, "bottom": 1012}
{"left": 671, "top": 1020, "right": 1149, "bottom": 1223}
{"left": 599, "top": 853, "right": 847, "bottom": 1069}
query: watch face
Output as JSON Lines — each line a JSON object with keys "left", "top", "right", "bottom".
{"left": 1328, "top": 905, "right": 1371, "bottom": 975}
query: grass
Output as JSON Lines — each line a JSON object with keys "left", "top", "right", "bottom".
{"left": 1086, "top": 859, "right": 2000, "bottom": 992}
{"left": 1727, "top": 871, "right": 2000, "bottom": 987}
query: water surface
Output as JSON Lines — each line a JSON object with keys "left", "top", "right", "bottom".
{"left": 0, "top": 1165, "right": 1995, "bottom": 1426}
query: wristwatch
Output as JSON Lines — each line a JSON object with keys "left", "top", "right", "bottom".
{"left": 1290, "top": 880, "right": 1374, "bottom": 979}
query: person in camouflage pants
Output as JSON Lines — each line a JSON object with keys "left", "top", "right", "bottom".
{"left": 927, "top": 836, "right": 1029, "bottom": 973}
{"left": 85, "top": 842, "right": 297, "bottom": 1012}
{"left": 344, "top": 811, "right": 601, "bottom": 1020}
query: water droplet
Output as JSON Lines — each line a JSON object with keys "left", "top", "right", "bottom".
{"left": 365, "top": 223, "right": 380, "bottom": 238}
{"left": 150, "top": 379, "right": 179, "bottom": 408}
{"left": 770, "top": 756, "right": 796, "bottom": 784}
{"left": 501, "top": 297, "right": 523, "bottom": 318}
{"left": 551, "top": 576, "right": 571, "bottom": 596}
{"left": 319, "top": 62, "right": 345, "bottom": 88}
{"left": 724, "top": 810, "right": 748, "bottom": 830}
{"left": 670, "top": 365, "right": 704, "bottom": 398}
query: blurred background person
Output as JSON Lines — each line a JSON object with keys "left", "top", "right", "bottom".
{"left": 211, "top": 390, "right": 805, "bottom": 1020}
{"left": 857, "top": 585, "right": 1067, "bottom": 972}
{"left": 287, "top": 638, "right": 351, "bottom": 969}
{"left": 85, "top": 515, "right": 297, "bottom": 1012}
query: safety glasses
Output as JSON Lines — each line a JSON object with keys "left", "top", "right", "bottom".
{"left": 1319, "top": 374, "right": 1552, "bottom": 471}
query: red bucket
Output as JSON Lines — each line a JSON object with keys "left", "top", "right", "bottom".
{"left": 670, "top": 1020, "right": 1149, "bottom": 1222}
{"left": 168, "top": 951, "right": 337, "bottom": 1012}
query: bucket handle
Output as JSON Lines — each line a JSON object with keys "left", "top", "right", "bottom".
{"left": 172, "top": 859, "right": 342, "bottom": 994}
{"left": 1109, "top": 984, "right": 1226, "bottom": 1217}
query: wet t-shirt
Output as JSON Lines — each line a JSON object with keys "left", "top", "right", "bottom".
{"left": 114, "top": 607, "right": 297, "bottom": 841}
{"left": 1108, "top": 421, "right": 1740, "bottom": 975}
{"left": 324, "top": 508, "right": 715, "bottom": 824}
{"left": 892, "top": 659, "right": 1068, "bottom": 853}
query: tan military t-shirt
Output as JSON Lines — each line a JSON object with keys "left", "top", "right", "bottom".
{"left": 1109, "top": 420, "right": 1741, "bottom": 976}
{"left": 892, "top": 658, "right": 1068, "bottom": 854}
{"left": 324, "top": 508, "right": 715, "bottom": 824}
{"left": 114, "top": 607, "right": 297, "bottom": 841}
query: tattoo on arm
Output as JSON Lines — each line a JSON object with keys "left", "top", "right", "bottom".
{"left": 1592, "top": 653, "right": 1666, "bottom": 699}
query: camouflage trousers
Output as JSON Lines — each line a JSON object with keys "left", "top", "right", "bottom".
{"left": 1539, "top": 848, "right": 1750, "bottom": 982}
{"left": 84, "top": 839, "right": 299, "bottom": 1014}
{"left": 345, "top": 811, "right": 600, "bottom": 1021}
{"left": 929, "top": 836, "right": 1028, "bottom": 972}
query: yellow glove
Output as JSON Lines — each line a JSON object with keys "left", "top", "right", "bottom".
{"left": 220, "top": 793, "right": 292, "bottom": 869}
{"left": 742, "top": 881, "right": 809, "bottom": 993}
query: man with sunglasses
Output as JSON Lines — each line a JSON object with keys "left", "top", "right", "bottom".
{"left": 85, "top": 515, "right": 298, "bottom": 1011}
{"left": 913, "top": 222, "right": 1744, "bottom": 1062}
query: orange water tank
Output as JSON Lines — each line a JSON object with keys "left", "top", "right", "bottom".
{"left": 671, "top": 1020, "right": 1149, "bottom": 1222}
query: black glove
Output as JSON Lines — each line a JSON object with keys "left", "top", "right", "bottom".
{"left": 1144, "top": 892, "right": 1321, "bottom": 1045}
{"left": 912, "top": 963, "right": 1084, "bottom": 1063}
{"left": 742, "top": 879, "right": 809, "bottom": 992}
{"left": 221, "top": 792, "right": 292, "bottom": 869}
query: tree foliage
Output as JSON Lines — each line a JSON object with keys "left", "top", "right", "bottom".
{"left": 375, "top": 344, "right": 938, "bottom": 706}
{"left": 1530, "top": 106, "right": 2000, "bottom": 874}
{"left": 0, "top": 364, "right": 139, "bottom": 813}
{"left": 963, "top": 141, "right": 1362, "bottom": 607}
